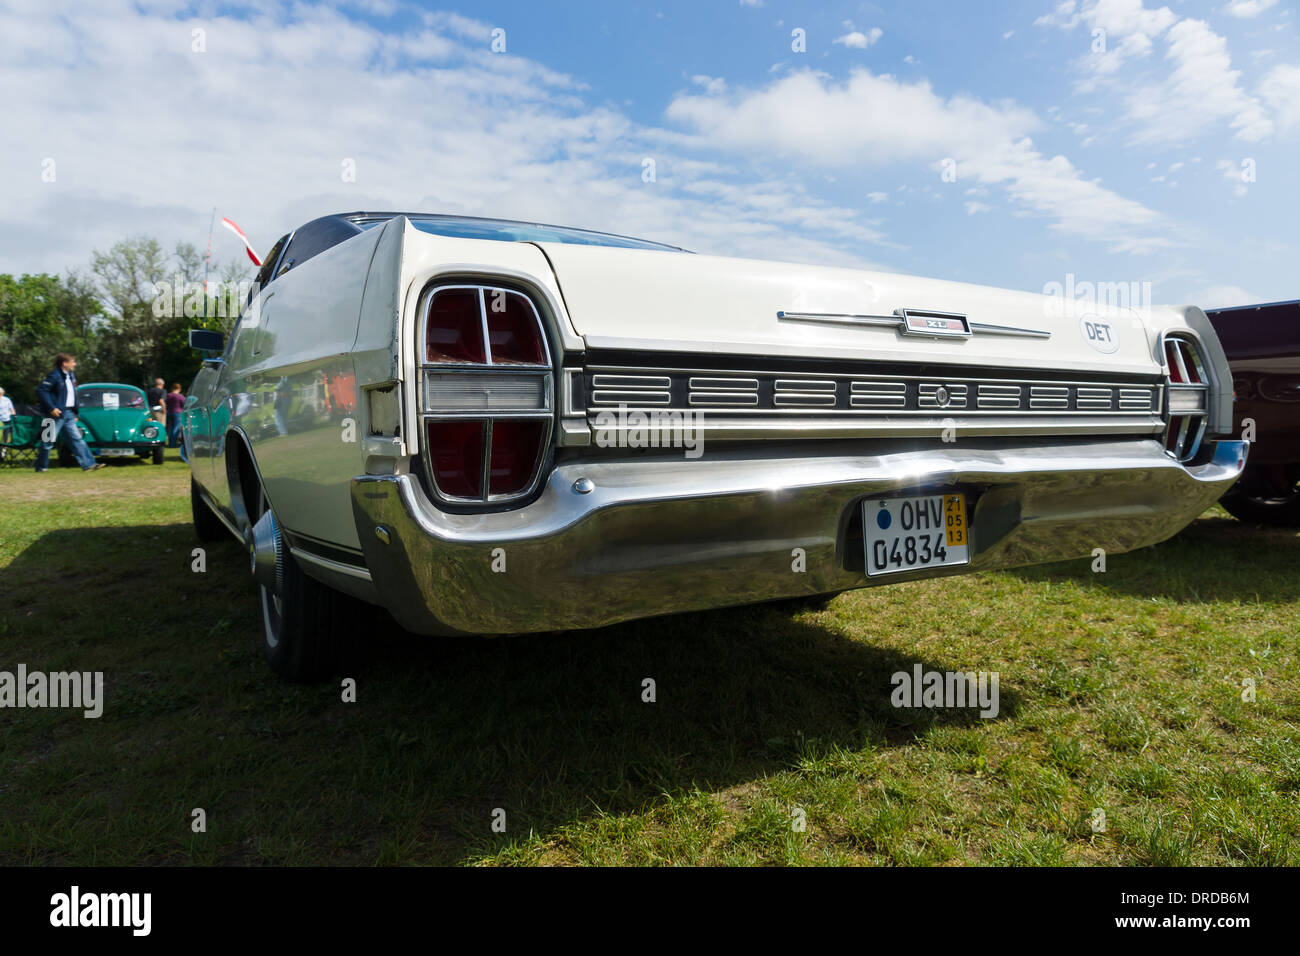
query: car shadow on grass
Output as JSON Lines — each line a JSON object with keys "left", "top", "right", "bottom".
{"left": 1005, "top": 514, "right": 1300, "bottom": 604}
{"left": 2, "top": 523, "right": 1020, "bottom": 865}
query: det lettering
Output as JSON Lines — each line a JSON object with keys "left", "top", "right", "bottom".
{"left": 50, "top": 886, "right": 151, "bottom": 936}
{"left": 1080, "top": 313, "right": 1120, "bottom": 354}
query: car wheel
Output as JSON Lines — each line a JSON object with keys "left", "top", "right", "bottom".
{"left": 1220, "top": 485, "right": 1300, "bottom": 527}
{"left": 191, "top": 477, "right": 227, "bottom": 543}
{"left": 252, "top": 490, "right": 359, "bottom": 682}
{"left": 152, "top": 446, "right": 165, "bottom": 464}
{"left": 57, "top": 446, "right": 75, "bottom": 468}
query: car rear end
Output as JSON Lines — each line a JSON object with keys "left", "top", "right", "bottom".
{"left": 349, "top": 220, "right": 1246, "bottom": 635}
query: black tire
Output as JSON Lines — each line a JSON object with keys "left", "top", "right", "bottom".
{"left": 57, "top": 446, "right": 76, "bottom": 468}
{"left": 152, "top": 445, "right": 165, "bottom": 465}
{"left": 1220, "top": 488, "right": 1300, "bottom": 527}
{"left": 255, "top": 491, "right": 360, "bottom": 682}
{"left": 191, "top": 477, "right": 227, "bottom": 543}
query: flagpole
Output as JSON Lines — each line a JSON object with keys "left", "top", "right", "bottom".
{"left": 204, "top": 206, "right": 215, "bottom": 323}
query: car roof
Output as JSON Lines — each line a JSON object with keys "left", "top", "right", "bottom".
{"left": 77, "top": 383, "right": 145, "bottom": 394}
{"left": 305, "top": 211, "right": 690, "bottom": 253}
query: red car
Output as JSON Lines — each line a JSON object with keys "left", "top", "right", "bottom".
{"left": 1207, "top": 299, "right": 1300, "bottom": 525}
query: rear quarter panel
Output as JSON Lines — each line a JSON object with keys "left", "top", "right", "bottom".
{"left": 224, "top": 224, "right": 385, "bottom": 550}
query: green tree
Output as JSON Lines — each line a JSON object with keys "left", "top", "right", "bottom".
{"left": 89, "top": 237, "right": 250, "bottom": 390}
{"left": 0, "top": 273, "right": 104, "bottom": 404}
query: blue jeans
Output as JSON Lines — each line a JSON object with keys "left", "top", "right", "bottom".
{"left": 166, "top": 411, "right": 182, "bottom": 447}
{"left": 34, "top": 414, "right": 97, "bottom": 470}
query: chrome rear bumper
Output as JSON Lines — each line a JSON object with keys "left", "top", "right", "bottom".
{"left": 351, "top": 438, "right": 1247, "bottom": 635}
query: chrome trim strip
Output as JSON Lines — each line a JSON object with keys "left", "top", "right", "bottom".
{"left": 688, "top": 392, "right": 760, "bottom": 407}
{"left": 776, "top": 310, "right": 901, "bottom": 329}
{"left": 775, "top": 379, "right": 836, "bottom": 392}
{"left": 774, "top": 393, "right": 837, "bottom": 407}
{"left": 592, "top": 390, "right": 671, "bottom": 405}
{"left": 586, "top": 416, "right": 1163, "bottom": 441}
{"left": 589, "top": 364, "right": 1155, "bottom": 389}
{"left": 592, "top": 374, "right": 671, "bottom": 388}
{"left": 968, "top": 322, "right": 1052, "bottom": 340}
{"left": 688, "top": 376, "right": 758, "bottom": 391}
{"left": 290, "top": 547, "right": 373, "bottom": 582}
{"left": 776, "top": 310, "right": 1050, "bottom": 339}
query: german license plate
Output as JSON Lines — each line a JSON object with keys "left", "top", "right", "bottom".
{"left": 863, "top": 493, "right": 969, "bottom": 577}
{"left": 101, "top": 448, "right": 135, "bottom": 457}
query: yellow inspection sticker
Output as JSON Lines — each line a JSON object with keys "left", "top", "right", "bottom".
{"left": 944, "top": 494, "right": 967, "bottom": 548}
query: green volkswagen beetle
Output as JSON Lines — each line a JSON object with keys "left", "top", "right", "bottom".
{"left": 73, "top": 383, "right": 166, "bottom": 465}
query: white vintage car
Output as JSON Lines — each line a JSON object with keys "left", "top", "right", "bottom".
{"left": 184, "top": 211, "right": 1247, "bottom": 680}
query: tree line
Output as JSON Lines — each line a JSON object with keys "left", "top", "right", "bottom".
{"left": 0, "top": 237, "right": 251, "bottom": 405}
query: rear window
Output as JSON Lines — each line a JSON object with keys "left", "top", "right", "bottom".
{"left": 79, "top": 388, "right": 145, "bottom": 410}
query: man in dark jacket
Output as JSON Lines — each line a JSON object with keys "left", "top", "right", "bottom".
{"left": 34, "top": 353, "right": 103, "bottom": 472}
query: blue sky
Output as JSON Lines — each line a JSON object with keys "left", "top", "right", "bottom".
{"left": 1, "top": 0, "right": 1296, "bottom": 307}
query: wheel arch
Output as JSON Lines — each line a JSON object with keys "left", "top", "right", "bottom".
{"left": 224, "top": 426, "right": 269, "bottom": 533}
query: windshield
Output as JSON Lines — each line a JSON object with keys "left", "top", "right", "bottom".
{"left": 355, "top": 215, "right": 686, "bottom": 252}
{"left": 78, "top": 388, "right": 145, "bottom": 410}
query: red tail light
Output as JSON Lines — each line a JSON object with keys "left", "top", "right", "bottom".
{"left": 426, "top": 287, "right": 486, "bottom": 364}
{"left": 426, "top": 420, "right": 486, "bottom": 498}
{"left": 485, "top": 290, "right": 547, "bottom": 365}
{"left": 419, "top": 284, "right": 553, "bottom": 505}
{"left": 1165, "top": 341, "right": 1184, "bottom": 383}
{"left": 489, "top": 420, "right": 548, "bottom": 496}
{"left": 1162, "top": 334, "right": 1208, "bottom": 462}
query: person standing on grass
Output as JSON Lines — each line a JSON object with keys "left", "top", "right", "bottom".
{"left": 0, "top": 386, "right": 14, "bottom": 446}
{"left": 164, "top": 382, "right": 185, "bottom": 448}
{"left": 34, "top": 353, "right": 104, "bottom": 472}
{"left": 146, "top": 377, "right": 166, "bottom": 424}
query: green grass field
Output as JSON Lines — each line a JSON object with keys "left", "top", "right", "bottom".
{"left": 0, "top": 453, "right": 1296, "bottom": 865}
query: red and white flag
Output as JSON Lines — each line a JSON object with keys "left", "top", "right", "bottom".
{"left": 221, "top": 216, "right": 262, "bottom": 266}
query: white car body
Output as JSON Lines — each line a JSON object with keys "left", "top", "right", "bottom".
{"left": 184, "top": 213, "right": 1246, "bottom": 678}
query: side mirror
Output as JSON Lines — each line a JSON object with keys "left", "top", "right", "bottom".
{"left": 189, "top": 329, "right": 225, "bottom": 352}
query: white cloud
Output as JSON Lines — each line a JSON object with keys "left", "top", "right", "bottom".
{"left": 691, "top": 74, "right": 727, "bottom": 95}
{"left": 666, "top": 68, "right": 1169, "bottom": 251}
{"left": 964, "top": 201, "right": 991, "bottom": 214}
{"left": 834, "top": 28, "right": 883, "bottom": 49}
{"left": 1126, "top": 18, "right": 1273, "bottom": 144}
{"left": 1260, "top": 63, "right": 1300, "bottom": 130}
{"left": 0, "top": 0, "right": 897, "bottom": 274}
{"left": 1216, "top": 158, "right": 1252, "bottom": 196}
{"left": 866, "top": 191, "right": 889, "bottom": 203}
{"left": 1224, "top": 0, "right": 1279, "bottom": 19}
{"left": 1035, "top": 1, "right": 1079, "bottom": 28}
{"left": 1038, "top": 2, "right": 1277, "bottom": 144}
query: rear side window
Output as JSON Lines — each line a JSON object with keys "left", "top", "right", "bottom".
{"left": 275, "top": 218, "right": 363, "bottom": 276}
{"left": 245, "top": 233, "right": 290, "bottom": 309}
